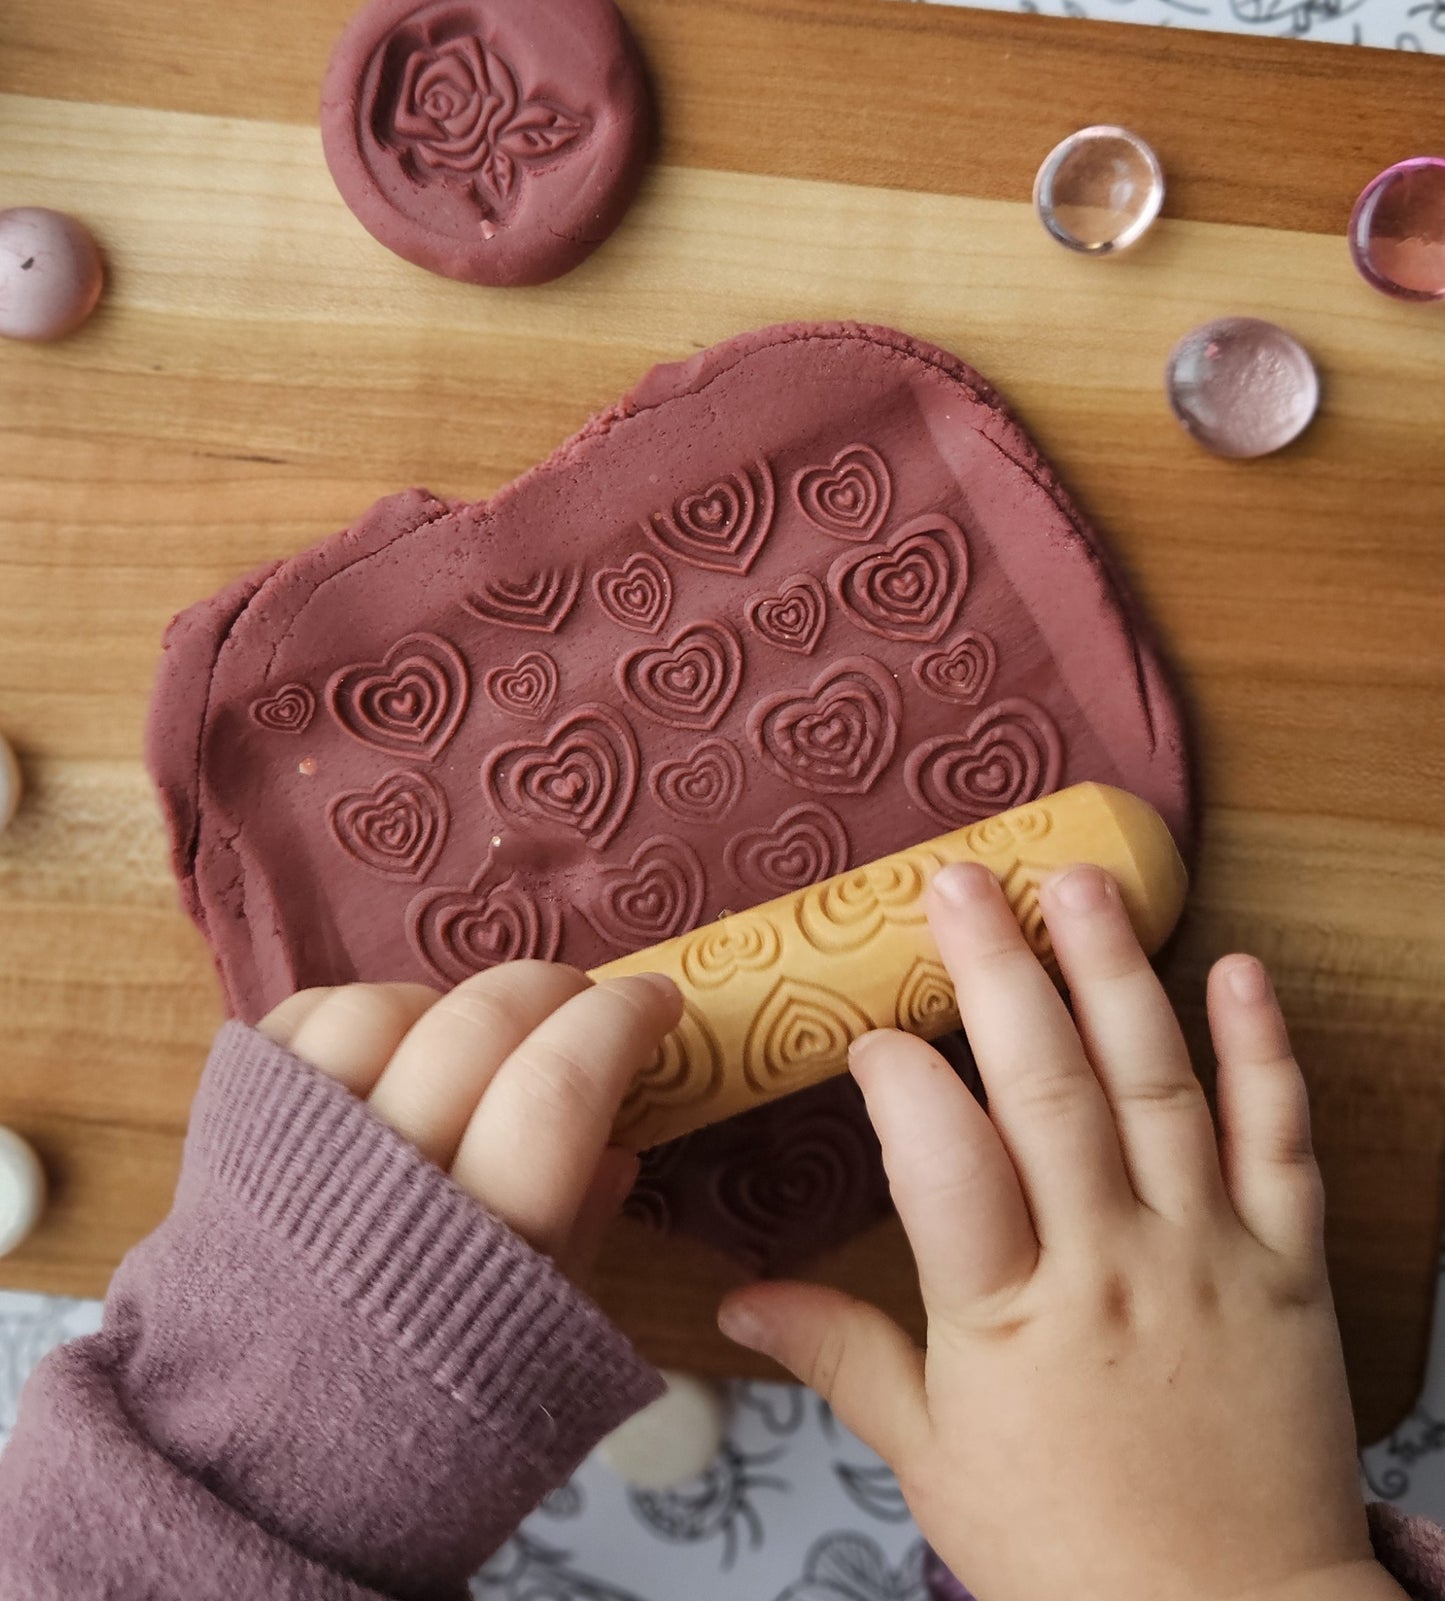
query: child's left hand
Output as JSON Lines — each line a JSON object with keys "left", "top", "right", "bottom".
{"left": 258, "top": 961, "right": 682, "bottom": 1278}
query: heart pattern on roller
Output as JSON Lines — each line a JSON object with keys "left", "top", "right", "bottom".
{"left": 915, "top": 630, "right": 998, "bottom": 705}
{"left": 328, "top": 769, "right": 448, "bottom": 880}
{"left": 483, "top": 651, "right": 559, "bottom": 721}
{"left": 748, "top": 656, "right": 901, "bottom": 796}
{"left": 483, "top": 704, "right": 639, "bottom": 846}
{"left": 581, "top": 835, "right": 705, "bottom": 949}
{"left": 830, "top": 514, "right": 968, "bottom": 643}
{"left": 593, "top": 552, "right": 672, "bottom": 635}
{"left": 649, "top": 738, "right": 744, "bottom": 823}
{"left": 328, "top": 633, "right": 468, "bottom": 760}
{"left": 620, "top": 621, "right": 743, "bottom": 731}
{"left": 647, "top": 462, "right": 774, "bottom": 574}
{"left": 724, "top": 803, "right": 850, "bottom": 894}
{"left": 906, "top": 698, "right": 1064, "bottom": 825}
{"left": 250, "top": 683, "right": 316, "bottom": 733}
{"left": 408, "top": 868, "right": 562, "bottom": 987}
{"left": 793, "top": 443, "right": 891, "bottom": 542}
{"left": 745, "top": 574, "right": 827, "bottom": 656}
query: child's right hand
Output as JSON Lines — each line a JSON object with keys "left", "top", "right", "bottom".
{"left": 720, "top": 863, "right": 1403, "bottom": 1601}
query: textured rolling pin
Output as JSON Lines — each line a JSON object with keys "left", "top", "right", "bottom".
{"left": 593, "top": 782, "right": 1188, "bottom": 1152}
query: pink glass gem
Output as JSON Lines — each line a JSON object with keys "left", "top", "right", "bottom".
{"left": 0, "top": 208, "right": 104, "bottom": 342}
{"left": 1034, "top": 126, "right": 1164, "bottom": 255}
{"left": 1349, "top": 157, "right": 1445, "bottom": 302}
{"left": 1165, "top": 318, "right": 1320, "bottom": 460}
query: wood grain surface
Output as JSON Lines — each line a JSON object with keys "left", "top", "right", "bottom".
{"left": 2, "top": 0, "right": 1443, "bottom": 1445}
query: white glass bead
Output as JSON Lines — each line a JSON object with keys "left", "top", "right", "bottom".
{"left": 596, "top": 1370, "right": 725, "bottom": 1489}
{"left": 1034, "top": 126, "right": 1164, "bottom": 255}
{"left": 0, "top": 1128, "right": 45, "bottom": 1257}
{"left": 0, "top": 208, "right": 104, "bottom": 342}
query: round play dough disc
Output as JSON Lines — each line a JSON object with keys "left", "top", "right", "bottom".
{"left": 596, "top": 1371, "right": 725, "bottom": 1489}
{"left": 0, "top": 1128, "right": 45, "bottom": 1257}
{"left": 320, "top": 0, "right": 651, "bottom": 287}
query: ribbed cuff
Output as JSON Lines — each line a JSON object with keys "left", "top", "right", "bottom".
{"left": 1370, "top": 1502, "right": 1445, "bottom": 1601}
{"left": 185, "top": 1021, "right": 663, "bottom": 1472}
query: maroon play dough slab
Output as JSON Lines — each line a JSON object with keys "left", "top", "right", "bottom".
{"left": 147, "top": 320, "right": 1191, "bottom": 1264}
{"left": 320, "top": 0, "right": 650, "bottom": 287}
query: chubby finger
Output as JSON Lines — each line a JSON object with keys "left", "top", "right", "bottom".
{"left": 556, "top": 1147, "right": 640, "bottom": 1282}
{"left": 1042, "top": 867, "right": 1225, "bottom": 1220}
{"left": 257, "top": 987, "right": 336, "bottom": 1049}
{"left": 369, "top": 962, "right": 593, "bottom": 1167}
{"left": 719, "top": 1283, "right": 928, "bottom": 1468}
{"left": 283, "top": 983, "right": 441, "bottom": 1095}
{"left": 452, "top": 974, "right": 683, "bottom": 1259}
{"left": 928, "top": 864, "right": 1133, "bottom": 1242}
{"left": 1209, "top": 956, "right": 1324, "bottom": 1261}
{"left": 849, "top": 1030, "right": 1037, "bottom": 1318}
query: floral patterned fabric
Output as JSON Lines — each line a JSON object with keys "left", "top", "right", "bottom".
{"left": 908, "top": 0, "right": 1445, "bottom": 52}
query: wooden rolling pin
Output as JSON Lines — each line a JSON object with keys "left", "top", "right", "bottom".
{"left": 593, "top": 782, "right": 1187, "bottom": 1152}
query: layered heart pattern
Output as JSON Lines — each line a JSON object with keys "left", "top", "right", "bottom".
{"left": 582, "top": 835, "right": 705, "bottom": 949}
{"left": 328, "top": 769, "right": 448, "bottom": 880}
{"left": 593, "top": 552, "right": 673, "bottom": 635}
{"left": 748, "top": 656, "right": 901, "bottom": 796}
{"left": 906, "top": 699, "right": 1064, "bottom": 825}
{"left": 649, "top": 739, "right": 745, "bottom": 823}
{"left": 250, "top": 683, "right": 315, "bottom": 733}
{"left": 327, "top": 634, "right": 468, "bottom": 760}
{"left": 745, "top": 574, "right": 826, "bottom": 655}
{"left": 408, "top": 868, "right": 562, "bottom": 986}
{"left": 619, "top": 621, "right": 743, "bottom": 731}
{"left": 647, "top": 462, "right": 774, "bottom": 574}
{"left": 483, "top": 651, "right": 559, "bottom": 721}
{"left": 793, "top": 443, "right": 891, "bottom": 542}
{"left": 483, "top": 705, "right": 639, "bottom": 846}
{"left": 830, "top": 514, "right": 968, "bottom": 643}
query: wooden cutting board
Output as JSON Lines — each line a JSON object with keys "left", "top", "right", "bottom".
{"left": 2, "top": 0, "right": 1443, "bottom": 1444}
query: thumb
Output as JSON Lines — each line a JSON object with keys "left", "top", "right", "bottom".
{"left": 718, "top": 1282, "right": 929, "bottom": 1467}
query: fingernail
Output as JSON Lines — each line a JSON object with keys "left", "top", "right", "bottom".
{"left": 931, "top": 862, "right": 996, "bottom": 907}
{"left": 632, "top": 972, "right": 682, "bottom": 1005}
{"left": 1046, "top": 866, "right": 1111, "bottom": 912}
{"left": 718, "top": 1299, "right": 771, "bottom": 1354}
{"left": 848, "top": 1030, "right": 890, "bottom": 1072}
{"left": 1225, "top": 956, "right": 1273, "bottom": 1005}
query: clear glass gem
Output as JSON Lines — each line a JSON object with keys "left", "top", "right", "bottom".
{"left": 1165, "top": 318, "right": 1320, "bottom": 460}
{"left": 1034, "top": 126, "right": 1164, "bottom": 255}
{"left": 1349, "top": 157, "right": 1445, "bottom": 302}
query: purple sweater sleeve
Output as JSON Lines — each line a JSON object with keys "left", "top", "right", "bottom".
{"left": 0, "top": 1022, "right": 663, "bottom": 1600}
{"left": 1369, "top": 1503, "right": 1445, "bottom": 1601}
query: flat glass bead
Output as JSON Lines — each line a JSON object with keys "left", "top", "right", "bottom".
{"left": 1165, "top": 318, "right": 1319, "bottom": 460}
{"left": 1349, "top": 157, "right": 1445, "bottom": 302}
{"left": 1034, "top": 126, "right": 1164, "bottom": 255}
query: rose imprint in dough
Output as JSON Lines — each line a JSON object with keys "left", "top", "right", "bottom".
{"left": 147, "top": 321, "right": 1192, "bottom": 1266}
{"left": 320, "top": 0, "right": 651, "bottom": 287}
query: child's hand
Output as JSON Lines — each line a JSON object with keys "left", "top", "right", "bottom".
{"left": 259, "top": 963, "right": 681, "bottom": 1278}
{"left": 720, "top": 864, "right": 1399, "bottom": 1601}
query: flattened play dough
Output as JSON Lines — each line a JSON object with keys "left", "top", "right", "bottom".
{"left": 320, "top": 0, "right": 650, "bottom": 287}
{"left": 147, "top": 321, "right": 1192, "bottom": 1264}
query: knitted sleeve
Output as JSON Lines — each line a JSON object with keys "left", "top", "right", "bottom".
{"left": 0, "top": 1022, "right": 662, "bottom": 1600}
